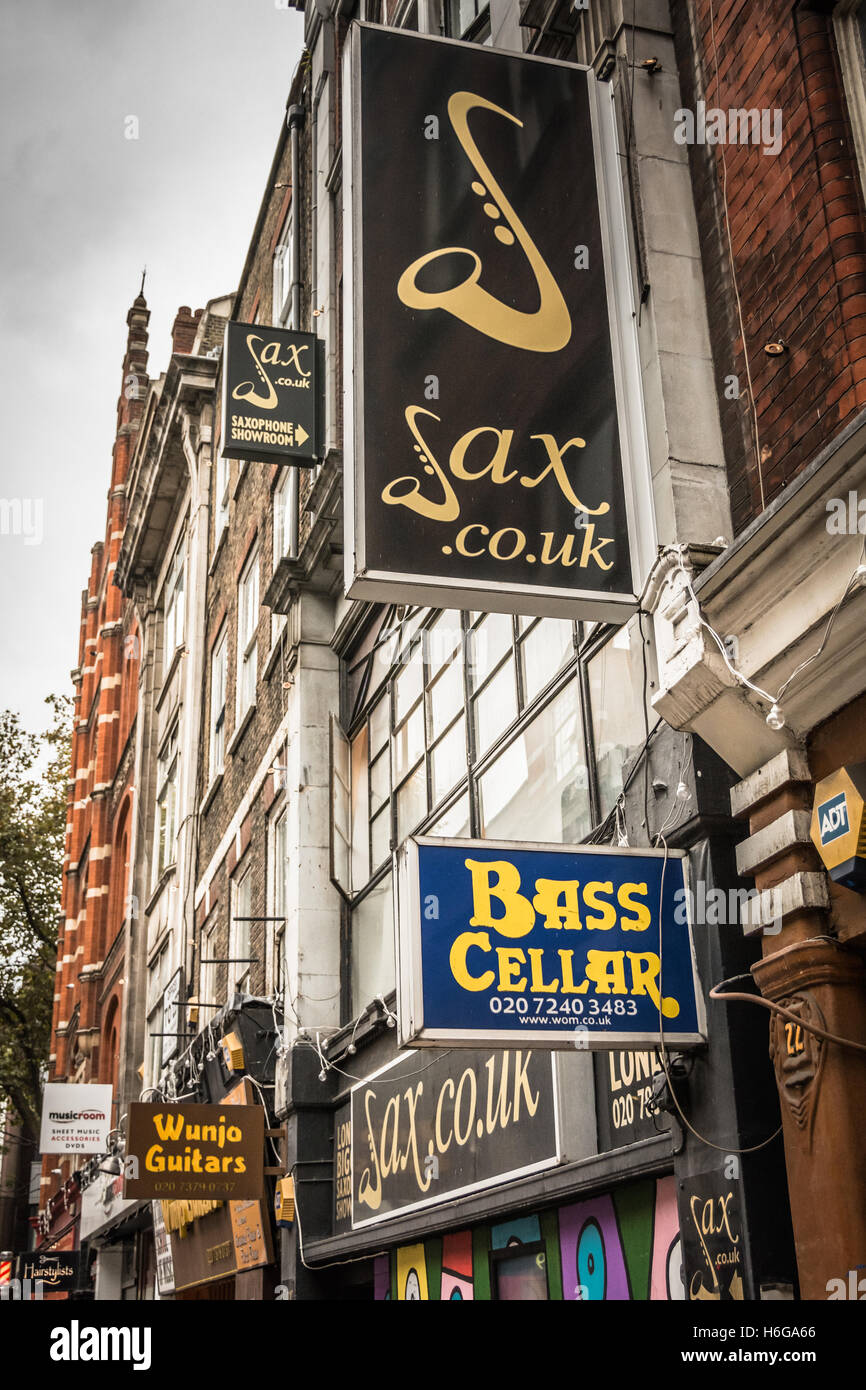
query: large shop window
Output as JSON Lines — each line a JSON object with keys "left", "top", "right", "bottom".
{"left": 334, "top": 607, "right": 654, "bottom": 1019}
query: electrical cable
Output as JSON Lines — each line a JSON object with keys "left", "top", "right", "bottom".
{"left": 709, "top": 970, "right": 866, "bottom": 1055}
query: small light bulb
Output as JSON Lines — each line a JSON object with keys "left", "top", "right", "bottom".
{"left": 853, "top": 564, "right": 866, "bottom": 589}
{"left": 766, "top": 703, "right": 785, "bottom": 730}
{"left": 676, "top": 781, "right": 689, "bottom": 800}
{"left": 318, "top": 1068, "right": 327, "bottom": 1082}
{"left": 347, "top": 1043, "right": 356, "bottom": 1055}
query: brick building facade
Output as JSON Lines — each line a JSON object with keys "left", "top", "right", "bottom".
{"left": 37, "top": 292, "right": 147, "bottom": 1265}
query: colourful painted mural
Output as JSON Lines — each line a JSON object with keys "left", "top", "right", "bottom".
{"left": 373, "top": 1176, "right": 684, "bottom": 1300}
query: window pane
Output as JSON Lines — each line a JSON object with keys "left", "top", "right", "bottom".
{"left": 428, "top": 793, "right": 471, "bottom": 839}
{"left": 369, "top": 694, "right": 389, "bottom": 757}
{"left": 371, "top": 805, "right": 391, "bottom": 870}
{"left": 350, "top": 726, "right": 370, "bottom": 888}
{"left": 521, "top": 619, "right": 575, "bottom": 703}
{"left": 425, "top": 611, "right": 463, "bottom": 668}
{"left": 427, "top": 654, "right": 464, "bottom": 742}
{"left": 478, "top": 681, "right": 590, "bottom": 843}
{"left": 394, "top": 646, "right": 423, "bottom": 724}
{"left": 394, "top": 703, "right": 424, "bottom": 784}
{"left": 351, "top": 876, "right": 394, "bottom": 1014}
{"left": 396, "top": 762, "right": 427, "bottom": 841}
{"left": 431, "top": 715, "right": 467, "bottom": 804}
{"left": 370, "top": 747, "right": 390, "bottom": 816}
{"left": 473, "top": 657, "right": 517, "bottom": 755}
{"left": 588, "top": 619, "right": 653, "bottom": 818}
{"left": 470, "top": 612, "right": 513, "bottom": 689}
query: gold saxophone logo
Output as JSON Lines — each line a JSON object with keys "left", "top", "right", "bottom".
{"left": 232, "top": 334, "right": 312, "bottom": 411}
{"left": 397, "top": 91, "right": 572, "bottom": 353}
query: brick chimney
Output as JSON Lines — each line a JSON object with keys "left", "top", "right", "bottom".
{"left": 171, "top": 305, "right": 203, "bottom": 355}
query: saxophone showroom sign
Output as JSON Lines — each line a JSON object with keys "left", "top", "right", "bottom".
{"left": 394, "top": 837, "right": 705, "bottom": 1049}
{"left": 343, "top": 24, "right": 654, "bottom": 621}
{"left": 350, "top": 1047, "right": 558, "bottom": 1228}
{"left": 221, "top": 320, "right": 319, "bottom": 463}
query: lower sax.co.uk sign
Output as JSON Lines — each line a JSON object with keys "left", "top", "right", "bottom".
{"left": 394, "top": 838, "right": 705, "bottom": 1049}
{"left": 350, "top": 1048, "right": 558, "bottom": 1228}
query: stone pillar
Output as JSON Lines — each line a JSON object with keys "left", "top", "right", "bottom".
{"left": 731, "top": 747, "right": 866, "bottom": 1299}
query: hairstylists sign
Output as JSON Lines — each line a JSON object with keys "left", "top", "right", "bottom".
{"left": 343, "top": 25, "right": 653, "bottom": 621}
{"left": 394, "top": 837, "right": 705, "bottom": 1049}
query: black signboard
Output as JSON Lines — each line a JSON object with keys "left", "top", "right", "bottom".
{"left": 594, "top": 1048, "right": 668, "bottom": 1149}
{"left": 678, "top": 1172, "right": 747, "bottom": 1301}
{"left": 344, "top": 25, "right": 652, "bottom": 621}
{"left": 350, "top": 1048, "right": 558, "bottom": 1228}
{"left": 222, "top": 321, "right": 319, "bottom": 463}
{"left": 16, "top": 1250, "right": 80, "bottom": 1293}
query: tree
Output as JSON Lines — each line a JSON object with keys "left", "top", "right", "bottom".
{"left": 0, "top": 695, "right": 71, "bottom": 1142}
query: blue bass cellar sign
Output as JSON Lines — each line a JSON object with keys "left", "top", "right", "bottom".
{"left": 394, "top": 838, "right": 705, "bottom": 1049}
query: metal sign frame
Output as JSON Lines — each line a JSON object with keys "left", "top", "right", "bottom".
{"left": 342, "top": 23, "right": 656, "bottom": 622}
{"left": 394, "top": 835, "right": 706, "bottom": 1050}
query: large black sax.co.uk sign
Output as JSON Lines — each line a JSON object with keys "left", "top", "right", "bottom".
{"left": 343, "top": 25, "right": 653, "bottom": 621}
{"left": 350, "top": 1048, "right": 559, "bottom": 1228}
{"left": 221, "top": 321, "right": 319, "bottom": 463}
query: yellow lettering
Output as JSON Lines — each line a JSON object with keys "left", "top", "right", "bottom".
{"left": 465, "top": 858, "right": 535, "bottom": 938}
{"left": 559, "top": 949, "right": 589, "bottom": 993}
{"left": 145, "top": 1144, "right": 165, "bottom": 1172}
{"left": 381, "top": 407, "right": 460, "bottom": 522}
{"left": 450, "top": 427, "right": 517, "bottom": 484}
{"left": 449, "top": 930, "right": 495, "bottom": 991}
{"left": 496, "top": 946, "right": 527, "bottom": 992}
{"left": 455, "top": 524, "right": 489, "bottom": 556}
{"left": 532, "top": 878, "right": 582, "bottom": 930}
{"left": 584, "top": 949, "right": 629, "bottom": 995}
{"left": 435, "top": 1079, "right": 454, "bottom": 1154}
{"left": 582, "top": 881, "right": 617, "bottom": 930}
{"left": 527, "top": 948, "right": 559, "bottom": 992}
{"left": 626, "top": 952, "right": 680, "bottom": 1017}
{"left": 617, "top": 882, "right": 651, "bottom": 930}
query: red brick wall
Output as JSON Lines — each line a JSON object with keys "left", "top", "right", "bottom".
{"left": 675, "top": 0, "right": 866, "bottom": 531}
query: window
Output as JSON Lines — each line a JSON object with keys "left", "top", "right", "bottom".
{"left": 209, "top": 628, "right": 227, "bottom": 780}
{"left": 445, "top": 0, "right": 489, "bottom": 38}
{"left": 273, "top": 216, "right": 294, "bottom": 327}
{"left": 337, "top": 607, "right": 652, "bottom": 1016}
{"left": 146, "top": 944, "right": 169, "bottom": 1088}
{"left": 237, "top": 544, "right": 259, "bottom": 719}
{"left": 199, "top": 912, "right": 219, "bottom": 1023}
{"left": 154, "top": 723, "right": 179, "bottom": 880}
{"left": 215, "top": 451, "right": 230, "bottom": 546}
{"left": 268, "top": 809, "right": 289, "bottom": 996}
{"left": 835, "top": 2, "right": 866, "bottom": 197}
{"left": 271, "top": 472, "right": 293, "bottom": 646}
{"left": 163, "top": 537, "right": 185, "bottom": 661}
{"left": 230, "top": 865, "right": 253, "bottom": 994}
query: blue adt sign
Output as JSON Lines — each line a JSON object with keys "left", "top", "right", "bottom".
{"left": 394, "top": 838, "right": 705, "bottom": 1050}
{"left": 816, "top": 791, "right": 849, "bottom": 845}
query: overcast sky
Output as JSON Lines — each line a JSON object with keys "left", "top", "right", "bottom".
{"left": 0, "top": 0, "right": 304, "bottom": 738}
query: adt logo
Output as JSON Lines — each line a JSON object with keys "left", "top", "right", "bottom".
{"left": 818, "top": 791, "right": 849, "bottom": 845}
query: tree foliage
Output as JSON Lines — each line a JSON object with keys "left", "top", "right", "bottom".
{"left": 0, "top": 696, "right": 71, "bottom": 1141}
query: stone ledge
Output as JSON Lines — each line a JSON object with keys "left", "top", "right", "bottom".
{"left": 741, "top": 871, "right": 829, "bottom": 936}
{"left": 736, "top": 809, "right": 814, "bottom": 877}
{"left": 730, "top": 747, "right": 811, "bottom": 819}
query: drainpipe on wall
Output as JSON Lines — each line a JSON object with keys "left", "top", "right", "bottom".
{"left": 286, "top": 102, "right": 305, "bottom": 561}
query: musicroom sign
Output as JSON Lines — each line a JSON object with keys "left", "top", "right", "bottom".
{"left": 343, "top": 24, "right": 654, "bottom": 622}
{"left": 221, "top": 320, "right": 319, "bottom": 464}
{"left": 394, "top": 838, "right": 705, "bottom": 1050}
{"left": 39, "top": 1083, "right": 113, "bottom": 1155}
